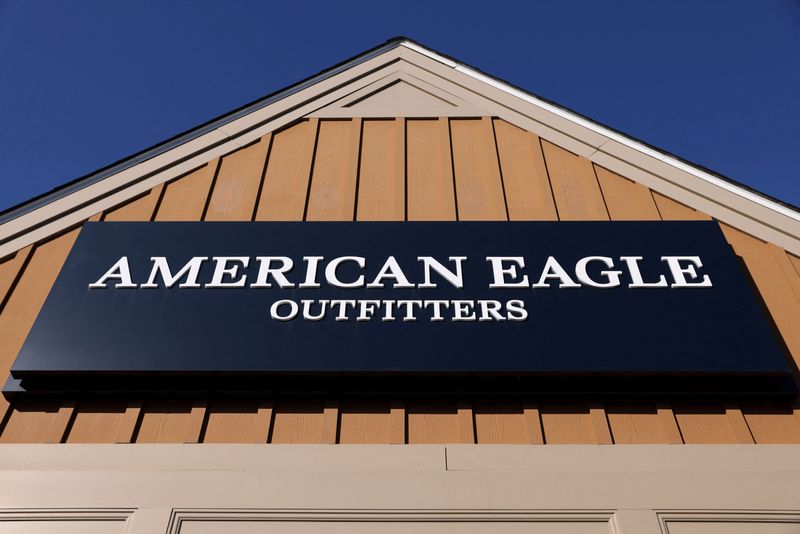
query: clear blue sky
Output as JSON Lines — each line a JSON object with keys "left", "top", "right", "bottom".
{"left": 1, "top": 0, "right": 799, "bottom": 213}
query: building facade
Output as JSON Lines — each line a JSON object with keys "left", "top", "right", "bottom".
{"left": 1, "top": 39, "right": 799, "bottom": 533}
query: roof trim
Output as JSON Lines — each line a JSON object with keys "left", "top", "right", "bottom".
{"left": 0, "top": 37, "right": 410, "bottom": 225}
{"left": 401, "top": 41, "right": 800, "bottom": 225}
{"left": 1, "top": 37, "right": 798, "bottom": 258}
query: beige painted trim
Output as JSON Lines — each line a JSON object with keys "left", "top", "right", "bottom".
{"left": 1, "top": 40, "right": 799, "bottom": 259}
{"left": 1, "top": 444, "right": 799, "bottom": 533}
{"left": 309, "top": 70, "right": 488, "bottom": 117}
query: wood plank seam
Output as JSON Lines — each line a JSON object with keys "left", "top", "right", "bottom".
{"left": 0, "top": 246, "right": 33, "bottom": 315}
{"left": 649, "top": 189, "right": 665, "bottom": 220}
{"left": 351, "top": 119, "right": 366, "bottom": 221}
{"left": 591, "top": 164, "right": 613, "bottom": 221}
{"left": 445, "top": 118, "right": 460, "bottom": 221}
{"left": 301, "top": 119, "right": 322, "bottom": 221}
{"left": 198, "top": 158, "right": 223, "bottom": 221}
{"left": 403, "top": 118, "right": 409, "bottom": 222}
{"left": 249, "top": 133, "right": 275, "bottom": 222}
{"left": 488, "top": 116, "right": 511, "bottom": 221}
{"left": 537, "top": 137, "right": 561, "bottom": 221}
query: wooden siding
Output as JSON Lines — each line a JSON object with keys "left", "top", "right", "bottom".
{"left": 1, "top": 117, "right": 799, "bottom": 444}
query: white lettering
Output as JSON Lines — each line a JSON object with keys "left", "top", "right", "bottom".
{"left": 88, "top": 256, "right": 137, "bottom": 288}
{"left": 575, "top": 256, "right": 622, "bottom": 288}
{"left": 206, "top": 256, "right": 249, "bottom": 288}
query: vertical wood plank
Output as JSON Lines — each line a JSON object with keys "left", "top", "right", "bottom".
{"left": 673, "top": 403, "right": 752, "bottom": 444}
{"left": 457, "top": 401, "right": 476, "bottom": 443}
{"left": 595, "top": 165, "right": 661, "bottom": 220}
{"left": 406, "top": 118, "right": 456, "bottom": 220}
{"left": 721, "top": 224, "right": 800, "bottom": 367}
{"left": 724, "top": 403, "right": 756, "bottom": 444}
{"left": 652, "top": 192, "right": 711, "bottom": 221}
{"left": 356, "top": 119, "right": 405, "bottom": 221}
{"left": 255, "top": 119, "right": 318, "bottom": 220}
{"left": 474, "top": 401, "right": 529, "bottom": 444}
{"left": 0, "top": 246, "right": 32, "bottom": 306}
{"left": 0, "top": 400, "right": 73, "bottom": 443}
{"left": 540, "top": 401, "right": 605, "bottom": 444}
{"left": 407, "top": 401, "right": 462, "bottom": 444}
{"left": 321, "top": 400, "right": 339, "bottom": 444}
{"left": 607, "top": 402, "right": 681, "bottom": 444}
{"left": 523, "top": 401, "right": 545, "bottom": 445}
{"left": 305, "top": 119, "right": 361, "bottom": 220}
{"left": 743, "top": 404, "right": 800, "bottom": 443}
{"left": 789, "top": 253, "right": 800, "bottom": 279}
{"left": 589, "top": 402, "right": 613, "bottom": 444}
{"left": 0, "top": 228, "right": 80, "bottom": 434}
{"left": 541, "top": 140, "right": 608, "bottom": 220}
{"left": 135, "top": 401, "right": 207, "bottom": 443}
{"left": 204, "top": 136, "right": 271, "bottom": 221}
{"left": 65, "top": 401, "right": 140, "bottom": 443}
{"left": 64, "top": 182, "right": 168, "bottom": 442}
{"left": 449, "top": 117, "right": 507, "bottom": 220}
{"left": 492, "top": 119, "right": 557, "bottom": 220}
{"left": 202, "top": 401, "right": 273, "bottom": 443}
{"left": 656, "top": 403, "right": 684, "bottom": 444}
{"left": 270, "top": 401, "right": 328, "bottom": 444}
{"left": 390, "top": 401, "right": 406, "bottom": 444}
{"left": 339, "top": 401, "right": 391, "bottom": 444}
{"left": 337, "top": 119, "right": 406, "bottom": 443}
{"left": 155, "top": 160, "right": 219, "bottom": 221}
{"left": 103, "top": 184, "right": 164, "bottom": 221}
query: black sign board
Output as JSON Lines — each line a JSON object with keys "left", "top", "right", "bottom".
{"left": 6, "top": 221, "right": 794, "bottom": 397}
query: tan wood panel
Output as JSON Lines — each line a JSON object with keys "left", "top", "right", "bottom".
{"left": 305, "top": 119, "right": 361, "bottom": 220}
{"left": 789, "top": 253, "right": 800, "bottom": 279}
{"left": 154, "top": 161, "right": 219, "bottom": 221}
{"left": 540, "top": 140, "right": 608, "bottom": 220}
{"left": 492, "top": 119, "right": 557, "bottom": 220}
{"left": 339, "top": 401, "right": 392, "bottom": 444}
{"left": 593, "top": 161, "right": 675, "bottom": 444}
{"left": 356, "top": 119, "right": 405, "bottom": 221}
{"left": 202, "top": 401, "right": 272, "bottom": 444}
{"left": 0, "top": 400, "right": 73, "bottom": 443}
{"left": 132, "top": 166, "right": 218, "bottom": 440}
{"left": 338, "top": 119, "right": 407, "bottom": 443}
{"left": 204, "top": 136, "right": 271, "bottom": 221}
{"left": 102, "top": 184, "right": 164, "bottom": 221}
{"left": 62, "top": 183, "right": 168, "bottom": 442}
{"left": 652, "top": 192, "right": 712, "bottom": 221}
{"left": 449, "top": 117, "right": 507, "bottom": 220}
{"left": 406, "top": 118, "right": 456, "bottom": 220}
{"left": 407, "top": 401, "right": 472, "bottom": 444}
{"left": 721, "top": 224, "right": 800, "bottom": 367}
{"left": 768, "top": 245, "right": 800, "bottom": 306}
{"left": 539, "top": 401, "right": 611, "bottom": 444}
{"left": 474, "top": 401, "right": 528, "bottom": 444}
{"left": 595, "top": 165, "right": 661, "bottom": 220}
{"left": 65, "top": 401, "right": 140, "bottom": 443}
{"left": 390, "top": 401, "right": 406, "bottom": 444}
{"left": 673, "top": 403, "right": 754, "bottom": 444}
{"left": 523, "top": 401, "right": 545, "bottom": 445}
{"left": 270, "top": 401, "right": 328, "bottom": 444}
{"left": 606, "top": 402, "right": 682, "bottom": 444}
{"left": 0, "top": 246, "right": 32, "bottom": 306}
{"left": 0, "top": 228, "right": 80, "bottom": 431}
{"left": 135, "top": 401, "right": 206, "bottom": 443}
{"left": 255, "top": 119, "right": 318, "bottom": 220}
{"left": 742, "top": 403, "right": 800, "bottom": 444}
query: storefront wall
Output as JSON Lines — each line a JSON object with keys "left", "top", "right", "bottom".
{"left": 1, "top": 116, "right": 799, "bottom": 531}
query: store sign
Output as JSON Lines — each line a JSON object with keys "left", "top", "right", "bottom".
{"left": 6, "top": 221, "right": 793, "bottom": 396}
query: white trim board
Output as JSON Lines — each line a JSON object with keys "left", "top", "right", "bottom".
{"left": 0, "top": 39, "right": 797, "bottom": 258}
{"left": 1, "top": 444, "right": 799, "bottom": 534}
